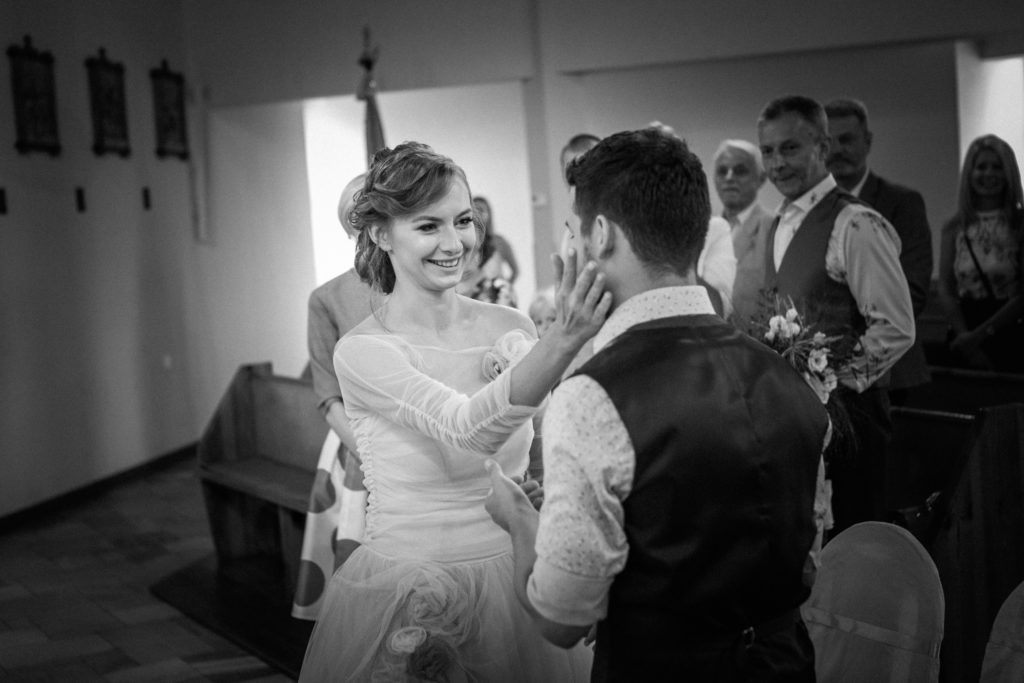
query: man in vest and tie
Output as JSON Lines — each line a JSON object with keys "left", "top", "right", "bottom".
{"left": 486, "top": 128, "right": 831, "bottom": 680}
{"left": 757, "top": 95, "right": 915, "bottom": 536}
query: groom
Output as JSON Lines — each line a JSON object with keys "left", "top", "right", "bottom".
{"left": 486, "top": 128, "right": 830, "bottom": 681}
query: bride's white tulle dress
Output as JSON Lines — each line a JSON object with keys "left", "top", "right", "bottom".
{"left": 298, "top": 327, "right": 592, "bottom": 682}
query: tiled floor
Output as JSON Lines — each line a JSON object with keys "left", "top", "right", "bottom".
{"left": 0, "top": 457, "right": 293, "bottom": 682}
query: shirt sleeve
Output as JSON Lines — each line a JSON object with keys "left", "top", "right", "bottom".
{"left": 527, "top": 375, "right": 634, "bottom": 626}
{"left": 826, "top": 205, "right": 915, "bottom": 392}
{"left": 334, "top": 333, "right": 538, "bottom": 454}
{"left": 697, "top": 217, "right": 737, "bottom": 318}
{"left": 307, "top": 289, "right": 343, "bottom": 412}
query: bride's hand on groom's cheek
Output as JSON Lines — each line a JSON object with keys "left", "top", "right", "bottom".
{"left": 551, "top": 249, "right": 612, "bottom": 343}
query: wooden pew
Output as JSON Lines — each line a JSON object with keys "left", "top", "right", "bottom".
{"left": 905, "top": 367, "right": 1024, "bottom": 413}
{"left": 197, "top": 362, "right": 326, "bottom": 599}
{"left": 887, "top": 406, "right": 976, "bottom": 545}
{"left": 887, "top": 404, "right": 1024, "bottom": 682}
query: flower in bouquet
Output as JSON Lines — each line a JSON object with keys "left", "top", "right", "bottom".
{"left": 755, "top": 294, "right": 850, "bottom": 404}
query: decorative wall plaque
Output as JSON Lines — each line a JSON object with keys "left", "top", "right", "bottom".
{"left": 7, "top": 35, "right": 61, "bottom": 156}
{"left": 86, "top": 47, "right": 130, "bottom": 157}
{"left": 150, "top": 59, "right": 188, "bottom": 160}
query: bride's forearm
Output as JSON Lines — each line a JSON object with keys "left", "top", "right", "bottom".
{"left": 507, "top": 332, "right": 584, "bottom": 406}
{"left": 508, "top": 257, "right": 611, "bottom": 406}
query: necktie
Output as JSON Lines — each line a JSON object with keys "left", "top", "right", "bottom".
{"left": 772, "top": 203, "right": 794, "bottom": 270}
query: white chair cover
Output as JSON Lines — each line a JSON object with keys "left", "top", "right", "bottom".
{"left": 980, "top": 579, "right": 1024, "bottom": 682}
{"left": 801, "top": 521, "right": 944, "bottom": 682}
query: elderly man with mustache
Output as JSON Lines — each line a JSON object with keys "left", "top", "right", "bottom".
{"left": 825, "top": 98, "right": 934, "bottom": 406}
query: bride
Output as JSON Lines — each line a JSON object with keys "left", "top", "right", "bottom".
{"left": 298, "top": 142, "right": 608, "bottom": 682}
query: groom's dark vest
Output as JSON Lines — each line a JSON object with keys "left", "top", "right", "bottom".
{"left": 765, "top": 187, "right": 867, "bottom": 339}
{"left": 578, "top": 315, "right": 828, "bottom": 682}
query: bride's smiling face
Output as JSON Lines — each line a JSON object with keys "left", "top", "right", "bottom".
{"left": 377, "top": 180, "right": 477, "bottom": 294}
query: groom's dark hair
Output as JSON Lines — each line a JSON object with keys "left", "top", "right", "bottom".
{"left": 566, "top": 127, "right": 710, "bottom": 277}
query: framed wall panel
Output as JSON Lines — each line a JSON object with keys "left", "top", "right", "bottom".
{"left": 86, "top": 47, "right": 130, "bottom": 157}
{"left": 150, "top": 60, "right": 189, "bottom": 160}
{"left": 7, "top": 35, "right": 61, "bottom": 156}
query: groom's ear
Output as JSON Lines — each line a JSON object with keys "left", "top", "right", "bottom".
{"left": 593, "top": 214, "right": 616, "bottom": 259}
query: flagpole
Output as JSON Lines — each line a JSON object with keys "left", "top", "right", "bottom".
{"left": 357, "top": 26, "right": 386, "bottom": 167}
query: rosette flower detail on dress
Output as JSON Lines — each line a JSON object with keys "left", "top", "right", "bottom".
{"left": 379, "top": 565, "right": 481, "bottom": 682}
{"left": 481, "top": 329, "right": 535, "bottom": 382}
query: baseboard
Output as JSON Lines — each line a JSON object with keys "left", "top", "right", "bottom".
{"left": 0, "top": 442, "right": 197, "bottom": 533}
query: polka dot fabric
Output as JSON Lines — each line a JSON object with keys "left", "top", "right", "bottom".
{"left": 292, "top": 430, "right": 368, "bottom": 619}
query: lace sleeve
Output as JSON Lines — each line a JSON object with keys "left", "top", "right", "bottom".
{"left": 334, "top": 331, "right": 538, "bottom": 454}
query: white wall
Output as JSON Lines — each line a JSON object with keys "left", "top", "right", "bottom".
{"left": 303, "top": 96, "right": 366, "bottom": 286}
{"left": 181, "top": 0, "right": 536, "bottom": 107}
{"left": 1, "top": 0, "right": 196, "bottom": 516}
{"left": 537, "top": 0, "right": 1024, "bottom": 74}
{"left": 957, "top": 42, "right": 1024, "bottom": 165}
{"left": 187, "top": 101, "right": 317, "bottom": 411}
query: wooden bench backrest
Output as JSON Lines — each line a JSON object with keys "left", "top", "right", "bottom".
{"left": 198, "top": 362, "right": 328, "bottom": 474}
{"left": 889, "top": 406, "right": 977, "bottom": 511}
{"left": 251, "top": 373, "right": 327, "bottom": 471}
{"left": 908, "top": 367, "right": 1024, "bottom": 413}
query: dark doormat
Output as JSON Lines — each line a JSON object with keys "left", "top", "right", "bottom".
{"left": 150, "top": 553, "right": 313, "bottom": 680}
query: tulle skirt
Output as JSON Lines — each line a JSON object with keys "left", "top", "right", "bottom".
{"left": 298, "top": 545, "right": 592, "bottom": 682}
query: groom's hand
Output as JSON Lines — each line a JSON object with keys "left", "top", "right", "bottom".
{"left": 485, "top": 460, "right": 537, "bottom": 532}
{"left": 518, "top": 477, "right": 544, "bottom": 511}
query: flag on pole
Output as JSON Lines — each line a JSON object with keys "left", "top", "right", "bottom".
{"left": 357, "top": 26, "right": 386, "bottom": 167}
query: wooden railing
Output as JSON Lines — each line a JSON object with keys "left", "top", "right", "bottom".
{"left": 904, "top": 367, "right": 1024, "bottom": 413}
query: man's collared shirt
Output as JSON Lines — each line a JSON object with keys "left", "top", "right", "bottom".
{"left": 771, "top": 174, "right": 915, "bottom": 392}
{"left": 848, "top": 167, "right": 870, "bottom": 198}
{"left": 725, "top": 202, "right": 757, "bottom": 231}
{"left": 697, "top": 217, "right": 737, "bottom": 318}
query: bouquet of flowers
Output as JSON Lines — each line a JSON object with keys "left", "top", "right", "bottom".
{"left": 754, "top": 293, "right": 855, "bottom": 404}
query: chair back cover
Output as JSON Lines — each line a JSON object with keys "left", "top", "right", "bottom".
{"left": 980, "top": 579, "right": 1024, "bottom": 682}
{"left": 801, "top": 521, "right": 944, "bottom": 682}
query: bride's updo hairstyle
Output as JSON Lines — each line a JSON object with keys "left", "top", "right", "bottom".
{"left": 350, "top": 142, "right": 476, "bottom": 293}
